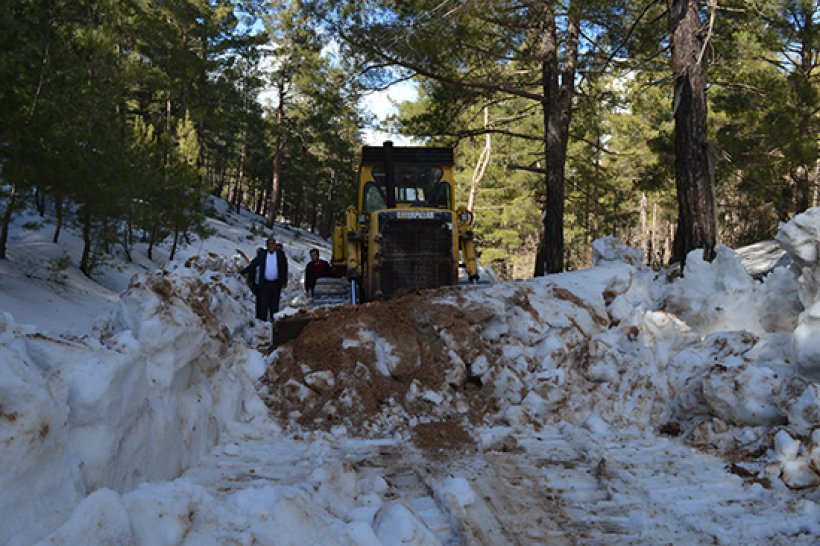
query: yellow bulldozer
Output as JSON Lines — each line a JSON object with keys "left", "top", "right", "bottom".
{"left": 273, "top": 142, "right": 480, "bottom": 344}
{"left": 322, "top": 141, "right": 480, "bottom": 304}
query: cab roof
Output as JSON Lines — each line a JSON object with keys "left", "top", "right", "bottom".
{"left": 360, "top": 146, "right": 453, "bottom": 165}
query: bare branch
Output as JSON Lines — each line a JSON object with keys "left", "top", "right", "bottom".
{"left": 601, "top": 0, "right": 666, "bottom": 72}
{"left": 509, "top": 164, "right": 547, "bottom": 174}
{"left": 428, "top": 128, "right": 544, "bottom": 142}
{"left": 339, "top": 31, "right": 545, "bottom": 102}
{"left": 697, "top": 0, "right": 717, "bottom": 66}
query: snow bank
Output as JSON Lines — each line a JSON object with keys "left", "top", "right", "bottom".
{"left": 458, "top": 228, "right": 818, "bottom": 488}
{"left": 778, "top": 208, "right": 820, "bottom": 380}
{"left": 331, "top": 237, "right": 819, "bottom": 490}
{"left": 38, "top": 456, "right": 439, "bottom": 546}
{"left": 7, "top": 200, "right": 820, "bottom": 543}
{"left": 259, "top": 228, "right": 820, "bottom": 492}
{"left": 663, "top": 245, "right": 765, "bottom": 333}
{"left": 0, "top": 253, "right": 266, "bottom": 546}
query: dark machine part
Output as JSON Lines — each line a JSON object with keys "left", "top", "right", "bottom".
{"left": 377, "top": 211, "right": 455, "bottom": 299}
{"left": 383, "top": 141, "right": 397, "bottom": 209}
{"left": 361, "top": 146, "right": 454, "bottom": 165}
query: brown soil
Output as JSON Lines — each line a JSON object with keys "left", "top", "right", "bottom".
{"left": 259, "top": 286, "right": 498, "bottom": 437}
{"left": 411, "top": 419, "right": 475, "bottom": 457}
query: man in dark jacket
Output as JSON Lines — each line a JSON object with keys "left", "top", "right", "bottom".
{"left": 304, "top": 248, "right": 332, "bottom": 297}
{"left": 242, "top": 237, "right": 289, "bottom": 321}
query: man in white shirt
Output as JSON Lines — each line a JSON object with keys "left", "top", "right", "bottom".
{"left": 242, "top": 237, "right": 289, "bottom": 321}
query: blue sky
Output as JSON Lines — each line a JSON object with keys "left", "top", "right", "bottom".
{"left": 360, "top": 80, "right": 419, "bottom": 145}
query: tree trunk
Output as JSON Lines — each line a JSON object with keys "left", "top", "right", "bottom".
{"left": 668, "top": 0, "right": 717, "bottom": 266}
{"left": 80, "top": 209, "right": 92, "bottom": 277}
{"left": 170, "top": 228, "right": 179, "bottom": 261}
{"left": 255, "top": 186, "right": 266, "bottom": 216}
{"left": 795, "top": 164, "right": 811, "bottom": 214}
{"left": 34, "top": 187, "right": 45, "bottom": 216}
{"left": 166, "top": 93, "right": 173, "bottom": 165}
{"left": 230, "top": 174, "right": 242, "bottom": 213}
{"left": 236, "top": 131, "right": 246, "bottom": 214}
{"left": 535, "top": 9, "right": 561, "bottom": 277}
{"left": 122, "top": 208, "right": 133, "bottom": 263}
{"left": 468, "top": 107, "right": 492, "bottom": 213}
{"left": 147, "top": 223, "right": 158, "bottom": 261}
{"left": 651, "top": 202, "right": 658, "bottom": 268}
{"left": 593, "top": 137, "right": 600, "bottom": 239}
{"left": 640, "top": 193, "right": 649, "bottom": 265}
{"left": 215, "top": 160, "right": 227, "bottom": 198}
{"left": 53, "top": 193, "right": 63, "bottom": 243}
{"left": 795, "top": 13, "right": 817, "bottom": 214}
{"left": 0, "top": 181, "right": 17, "bottom": 259}
{"left": 535, "top": 2, "right": 579, "bottom": 276}
{"left": 268, "top": 81, "right": 285, "bottom": 228}
{"left": 278, "top": 185, "right": 287, "bottom": 220}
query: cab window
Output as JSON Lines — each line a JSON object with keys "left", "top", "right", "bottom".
{"left": 371, "top": 166, "right": 449, "bottom": 208}
{"left": 364, "top": 182, "right": 387, "bottom": 212}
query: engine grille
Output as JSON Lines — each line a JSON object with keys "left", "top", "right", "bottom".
{"left": 378, "top": 212, "right": 454, "bottom": 298}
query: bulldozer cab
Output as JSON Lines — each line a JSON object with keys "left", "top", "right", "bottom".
{"left": 361, "top": 166, "right": 451, "bottom": 212}
{"left": 358, "top": 146, "right": 456, "bottom": 213}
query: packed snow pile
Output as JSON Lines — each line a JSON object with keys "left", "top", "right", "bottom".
{"left": 4, "top": 203, "right": 820, "bottom": 544}
{"left": 0, "top": 253, "right": 269, "bottom": 545}
{"left": 262, "top": 221, "right": 820, "bottom": 488}
{"left": 260, "top": 269, "right": 626, "bottom": 441}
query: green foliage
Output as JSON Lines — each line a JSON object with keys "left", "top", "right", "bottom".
{"left": 449, "top": 109, "right": 542, "bottom": 278}
{"left": 365, "top": 0, "right": 818, "bottom": 274}
{"left": 0, "top": 0, "right": 358, "bottom": 270}
{"left": 257, "top": 0, "right": 364, "bottom": 233}
{"left": 2, "top": 0, "right": 816, "bottom": 277}
{"left": 707, "top": 0, "right": 818, "bottom": 245}
{"left": 47, "top": 252, "right": 72, "bottom": 284}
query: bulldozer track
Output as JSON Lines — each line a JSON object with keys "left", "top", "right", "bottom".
{"left": 181, "top": 428, "right": 817, "bottom": 545}
{"left": 446, "top": 426, "right": 816, "bottom": 545}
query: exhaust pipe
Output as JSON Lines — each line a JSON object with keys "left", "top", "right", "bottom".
{"left": 383, "top": 140, "right": 397, "bottom": 209}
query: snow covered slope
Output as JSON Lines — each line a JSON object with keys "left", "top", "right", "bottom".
{"left": 0, "top": 198, "right": 327, "bottom": 337}
{"left": 1, "top": 200, "right": 819, "bottom": 545}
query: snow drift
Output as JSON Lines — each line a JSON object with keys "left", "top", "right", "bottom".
{"left": 0, "top": 253, "right": 266, "bottom": 545}
{"left": 3, "top": 206, "right": 820, "bottom": 543}
{"left": 263, "top": 225, "right": 820, "bottom": 487}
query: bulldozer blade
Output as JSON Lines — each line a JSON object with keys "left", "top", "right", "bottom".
{"left": 272, "top": 308, "right": 331, "bottom": 346}
{"left": 311, "top": 277, "right": 353, "bottom": 307}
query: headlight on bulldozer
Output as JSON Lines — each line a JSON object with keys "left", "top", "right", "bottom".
{"left": 357, "top": 213, "right": 368, "bottom": 224}
{"left": 458, "top": 211, "right": 473, "bottom": 224}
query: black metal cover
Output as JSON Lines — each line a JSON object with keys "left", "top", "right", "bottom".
{"left": 362, "top": 146, "right": 453, "bottom": 165}
{"left": 377, "top": 211, "right": 454, "bottom": 298}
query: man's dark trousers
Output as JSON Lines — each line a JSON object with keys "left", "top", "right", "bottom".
{"left": 256, "top": 279, "right": 283, "bottom": 321}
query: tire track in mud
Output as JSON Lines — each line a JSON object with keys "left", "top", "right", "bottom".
{"left": 358, "top": 433, "right": 636, "bottom": 545}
